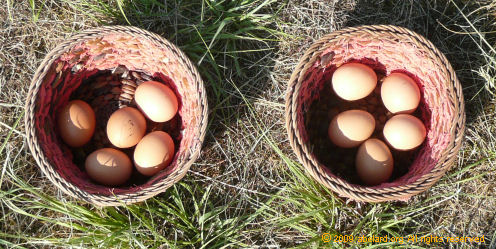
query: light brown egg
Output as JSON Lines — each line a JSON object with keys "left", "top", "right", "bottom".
{"left": 85, "top": 148, "right": 132, "bottom": 186}
{"left": 381, "top": 73, "right": 420, "bottom": 114}
{"left": 135, "top": 81, "right": 178, "bottom": 122}
{"left": 328, "top": 110, "right": 375, "bottom": 148}
{"left": 332, "top": 63, "right": 377, "bottom": 101}
{"left": 356, "top": 139, "right": 394, "bottom": 185}
{"left": 106, "top": 107, "right": 146, "bottom": 148}
{"left": 383, "top": 114, "right": 426, "bottom": 151}
{"left": 133, "top": 131, "right": 175, "bottom": 176}
{"left": 57, "top": 100, "right": 96, "bottom": 147}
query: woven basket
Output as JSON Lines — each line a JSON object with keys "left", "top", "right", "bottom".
{"left": 285, "top": 25, "right": 465, "bottom": 202}
{"left": 25, "top": 26, "right": 208, "bottom": 206}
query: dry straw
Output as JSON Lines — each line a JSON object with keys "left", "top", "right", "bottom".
{"left": 285, "top": 25, "right": 465, "bottom": 202}
{"left": 25, "top": 26, "right": 208, "bottom": 206}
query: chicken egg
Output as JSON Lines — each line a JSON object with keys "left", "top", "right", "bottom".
{"left": 57, "top": 100, "right": 96, "bottom": 147}
{"left": 332, "top": 63, "right": 377, "bottom": 101}
{"left": 328, "top": 110, "right": 375, "bottom": 148}
{"left": 85, "top": 148, "right": 132, "bottom": 186}
{"left": 135, "top": 81, "right": 178, "bottom": 122}
{"left": 134, "top": 131, "right": 175, "bottom": 176}
{"left": 381, "top": 73, "right": 420, "bottom": 114}
{"left": 107, "top": 107, "right": 146, "bottom": 148}
{"left": 383, "top": 114, "right": 426, "bottom": 151}
{"left": 356, "top": 139, "right": 394, "bottom": 185}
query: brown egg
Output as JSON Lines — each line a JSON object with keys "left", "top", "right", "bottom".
{"left": 57, "top": 100, "right": 96, "bottom": 147}
{"left": 328, "top": 110, "right": 375, "bottom": 148}
{"left": 332, "top": 63, "right": 377, "bottom": 101}
{"left": 356, "top": 139, "right": 394, "bottom": 185}
{"left": 383, "top": 114, "right": 426, "bottom": 151}
{"left": 85, "top": 148, "right": 132, "bottom": 186}
{"left": 135, "top": 81, "right": 178, "bottom": 122}
{"left": 134, "top": 131, "right": 175, "bottom": 176}
{"left": 381, "top": 73, "right": 420, "bottom": 114}
{"left": 106, "top": 107, "right": 146, "bottom": 148}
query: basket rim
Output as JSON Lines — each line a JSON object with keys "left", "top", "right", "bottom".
{"left": 25, "top": 25, "right": 209, "bottom": 206}
{"left": 284, "top": 24, "right": 466, "bottom": 202}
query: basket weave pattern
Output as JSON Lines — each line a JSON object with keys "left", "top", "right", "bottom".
{"left": 25, "top": 26, "right": 208, "bottom": 206}
{"left": 285, "top": 25, "right": 465, "bottom": 202}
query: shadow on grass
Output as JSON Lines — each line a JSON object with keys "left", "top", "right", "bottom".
{"left": 108, "top": 0, "right": 280, "bottom": 144}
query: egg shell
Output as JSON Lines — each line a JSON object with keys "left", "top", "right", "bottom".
{"left": 356, "top": 139, "right": 394, "bottom": 185}
{"left": 328, "top": 109, "right": 375, "bottom": 148}
{"left": 85, "top": 148, "right": 132, "bottom": 186}
{"left": 332, "top": 63, "right": 377, "bottom": 101}
{"left": 381, "top": 73, "right": 420, "bottom": 114}
{"left": 383, "top": 114, "right": 426, "bottom": 151}
{"left": 107, "top": 107, "right": 147, "bottom": 148}
{"left": 134, "top": 131, "right": 175, "bottom": 176}
{"left": 57, "top": 100, "right": 96, "bottom": 147}
{"left": 135, "top": 81, "right": 178, "bottom": 122}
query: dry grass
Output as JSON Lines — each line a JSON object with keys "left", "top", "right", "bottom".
{"left": 1, "top": 0, "right": 496, "bottom": 248}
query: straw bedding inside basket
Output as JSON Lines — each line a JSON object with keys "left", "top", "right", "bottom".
{"left": 296, "top": 36, "right": 455, "bottom": 188}
{"left": 34, "top": 34, "right": 201, "bottom": 195}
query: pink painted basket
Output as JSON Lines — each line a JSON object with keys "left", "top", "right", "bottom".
{"left": 25, "top": 26, "right": 208, "bottom": 206}
{"left": 285, "top": 25, "right": 465, "bottom": 202}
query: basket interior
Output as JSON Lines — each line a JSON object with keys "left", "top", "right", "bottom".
{"left": 34, "top": 34, "right": 201, "bottom": 195}
{"left": 296, "top": 35, "right": 455, "bottom": 188}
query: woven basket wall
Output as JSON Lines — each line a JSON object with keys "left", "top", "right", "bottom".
{"left": 285, "top": 25, "right": 465, "bottom": 202}
{"left": 25, "top": 26, "right": 208, "bottom": 206}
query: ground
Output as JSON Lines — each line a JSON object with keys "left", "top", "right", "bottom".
{"left": 1, "top": 0, "right": 496, "bottom": 248}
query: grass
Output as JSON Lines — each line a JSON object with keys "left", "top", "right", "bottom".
{"left": 1, "top": 0, "right": 496, "bottom": 248}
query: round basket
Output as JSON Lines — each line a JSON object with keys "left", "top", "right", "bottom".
{"left": 285, "top": 25, "right": 465, "bottom": 202}
{"left": 25, "top": 26, "right": 208, "bottom": 206}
